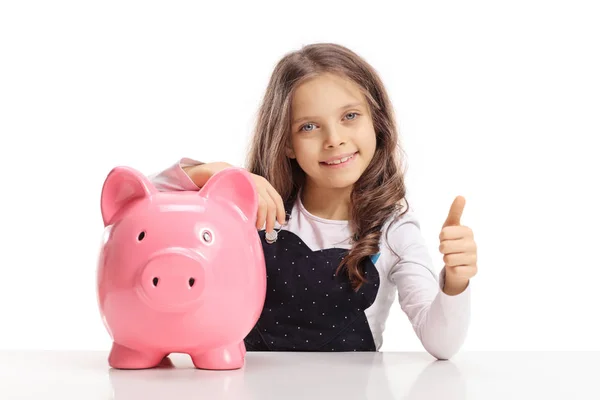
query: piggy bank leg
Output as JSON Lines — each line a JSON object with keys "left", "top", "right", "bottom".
{"left": 190, "top": 342, "right": 245, "bottom": 370}
{"left": 109, "top": 342, "right": 166, "bottom": 369}
{"left": 239, "top": 341, "right": 246, "bottom": 358}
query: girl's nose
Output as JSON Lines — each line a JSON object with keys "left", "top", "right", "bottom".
{"left": 323, "top": 127, "right": 346, "bottom": 148}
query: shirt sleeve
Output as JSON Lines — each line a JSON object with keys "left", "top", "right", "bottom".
{"left": 147, "top": 157, "right": 204, "bottom": 192}
{"left": 385, "top": 209, "right": 471, "bottom": 360}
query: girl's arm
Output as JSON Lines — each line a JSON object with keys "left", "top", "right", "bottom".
{"left": 386, "top": 211, "right": 471, "bottom": 360}
{"left": 147, "top": 157, "right": 232, "bottom": 191}
{"left": 146, "top": 157, "right": 286, "bottom": 230}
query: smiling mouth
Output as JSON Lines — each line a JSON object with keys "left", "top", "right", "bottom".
{"left": 320, "top": 152, "right": 358, "bottom": 166}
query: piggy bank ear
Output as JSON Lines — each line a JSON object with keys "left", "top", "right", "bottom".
{"left": 199, "top": 167, "right": 258, "bottom": 223}
{"left": 101, "top": 166, "right": 157, "bottom": 226}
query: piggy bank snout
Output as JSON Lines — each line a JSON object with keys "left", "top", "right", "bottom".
{"left": 138, "top": 251, "right": 206, "bottom": 311}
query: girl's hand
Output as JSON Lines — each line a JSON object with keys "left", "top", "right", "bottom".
{"left": 438, "top": 196, "right": 478, "bottom": 295}
{"left": 251, "top": 175, "right": 287, "bottom": 232}
{"left": 184, "top": 162, "right": 286, "bottom": 233}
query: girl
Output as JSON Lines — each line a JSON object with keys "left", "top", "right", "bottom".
{"left": 149, "top": 43, "right": 478, "bottom": 360}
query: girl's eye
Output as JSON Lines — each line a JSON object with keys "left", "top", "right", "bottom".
{"left": 300, "top": 123, "right": 315, "bottom": 132}
{"left": 299, "top": 112, "right": 359, "bottom": 132}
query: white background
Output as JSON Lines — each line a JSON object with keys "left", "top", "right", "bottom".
{"left": 1, "top": 0, "right": 598, "bottom": 352}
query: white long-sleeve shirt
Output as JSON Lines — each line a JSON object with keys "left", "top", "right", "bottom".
{"left": 148, "top": 158, "right": 471, "bottom": 359}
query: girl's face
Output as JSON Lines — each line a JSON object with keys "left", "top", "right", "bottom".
{"left": 287, "top": 73, "right": 377, "bottom": 191}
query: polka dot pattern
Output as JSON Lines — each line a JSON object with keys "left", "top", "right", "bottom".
{"left": 244, "top": 229, "right": 379, "bottom": 352}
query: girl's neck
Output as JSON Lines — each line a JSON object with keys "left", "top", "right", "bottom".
{"left": 300, "top": 183, "right": 352, "bottom": 221}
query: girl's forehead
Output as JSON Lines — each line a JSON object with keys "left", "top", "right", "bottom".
{"left": 291, "top": 75, "right": 367, "bottom": 120}
{"left": 294, "top": 73, "right": 363, "bottom": 102}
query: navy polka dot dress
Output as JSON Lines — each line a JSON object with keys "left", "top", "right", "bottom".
{"left": 244, "top": 203, "right": 380, "bottom": 352}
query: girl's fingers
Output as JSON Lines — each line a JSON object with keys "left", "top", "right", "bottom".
{"left": 439, "top": 238, "right": 475, "bottom": 255}
{"left": 264, "top": 195, "right": 277, "bottom": 233}
{"left": 266, "top": 185, "right": 286, "bottom": 225}
{"left": 251, "top": 173, "right": 286, "bottom": 230}
{"left": 256, "top": 196, "right": 267, "bottom": 230}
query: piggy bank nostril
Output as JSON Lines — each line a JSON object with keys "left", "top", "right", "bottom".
{"left": 152, "top": 277, "right": 159, "bottom": 286}
{"left": 189, "top": 278, "right": 195, "bottom": 287}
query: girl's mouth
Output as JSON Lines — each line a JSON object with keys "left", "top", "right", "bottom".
{"left": 319, "top": 152, "right": 358, "bottom": 168}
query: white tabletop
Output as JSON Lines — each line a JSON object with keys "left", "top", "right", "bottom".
{"left": 0, "top": 350, "right": 597, "bottom": 399}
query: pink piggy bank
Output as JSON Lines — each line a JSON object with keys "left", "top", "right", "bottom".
{"left": 97, "top": 165, "right": 266, "bottom": 370}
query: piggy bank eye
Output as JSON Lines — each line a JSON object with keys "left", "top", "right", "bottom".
{"left": 201, "top": 229, "right": 213, "bottom": 244}
{"left": 138, "top": 231, "right": 146, "bottom": 241}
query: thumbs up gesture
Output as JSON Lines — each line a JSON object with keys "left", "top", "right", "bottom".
{"left": 439, "top": 196, "right": 478, "bottom": 295}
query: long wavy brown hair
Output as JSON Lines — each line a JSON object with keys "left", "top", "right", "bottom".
{"left": 245, "top": 42, "right": 410, "bottom": 291}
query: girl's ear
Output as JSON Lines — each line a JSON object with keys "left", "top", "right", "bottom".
{"left": 285, "top": 143, "right": 296, "bottom": 159}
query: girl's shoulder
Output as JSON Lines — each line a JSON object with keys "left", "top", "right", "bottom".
{"left": 375, "top": 203, "right": 438, "bottom": 278}
{"left": 379, "top": 202, "right": 429, "bottom": 257}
